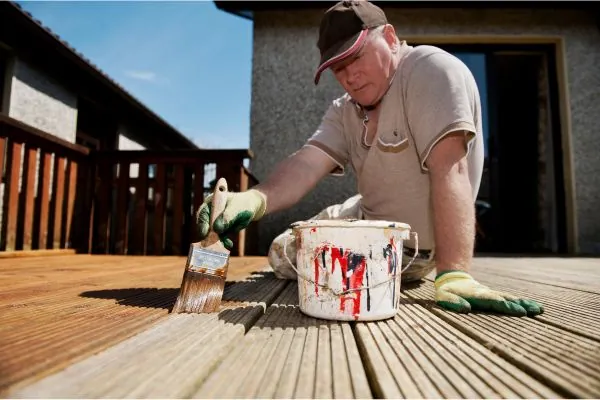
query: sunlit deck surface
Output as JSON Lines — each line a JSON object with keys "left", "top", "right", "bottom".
{"left": 1, "top": 253, "right": 599, "bottom": 398}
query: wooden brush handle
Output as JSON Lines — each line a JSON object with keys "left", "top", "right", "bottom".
{"left": 209, "top": 177, "right": 228, "bottom": 230}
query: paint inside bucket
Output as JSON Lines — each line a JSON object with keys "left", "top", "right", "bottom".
{"left": 288, "top": 219, "right": 414, "bottom": 322}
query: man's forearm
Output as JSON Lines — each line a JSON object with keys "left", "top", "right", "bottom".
{"left": 254, "top": 148, "right": 332, "bottom": 215}
{"left": 430, "top": 158, "right": 475, "bottom": 274}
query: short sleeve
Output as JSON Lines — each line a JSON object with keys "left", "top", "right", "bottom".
{"left": 404, "top": 52, "right": 479, "bottom": 172}
{"left": 305, "top": 98, "right": 349, "bottom": 176}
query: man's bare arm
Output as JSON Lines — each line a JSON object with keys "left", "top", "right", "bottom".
{"left": 254, "top": 145, "right": 338, "bottom": 215}
{"left": 426, "top": 132, "right": 476, "bottom": 273}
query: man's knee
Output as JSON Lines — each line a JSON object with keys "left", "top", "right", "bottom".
{"left": 268, "top": 195, "right": 363, "bottom": 280}
{"left": 268, "top": 229, "right": 298, "bottom": 280}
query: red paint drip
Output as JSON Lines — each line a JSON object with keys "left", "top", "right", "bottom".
{"left": 331, "top": 247, "right": 366, "bottom": 318}
{"left": 312, "top": 244, "right": 331, "bottom": 296}
{"left": 312, "top": 244, "right": 368, "bottom": 319}
{"left": 313, "top": 256, "right": 320, "bottom": 296}
{"left": 330, "top": 247, "right": 348, "bottom": 312}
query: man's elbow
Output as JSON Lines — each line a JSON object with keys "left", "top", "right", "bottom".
{"left": 426, "top": 133, "right": 470, "bottom": 178}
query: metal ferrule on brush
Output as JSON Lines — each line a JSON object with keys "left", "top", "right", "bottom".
{"left": 186, "top": 247, "right": 229, "bottom": 277}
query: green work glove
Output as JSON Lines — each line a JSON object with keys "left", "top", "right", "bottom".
{"left": 196, "top": 189, "right": 267, "bottom": 249}
{"left": 434, "top": 271, "right": 544, "bottom": 317}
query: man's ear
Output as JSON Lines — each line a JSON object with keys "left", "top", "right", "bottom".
{"left": 383, "top": 24, "right": 398, "bottom": 50}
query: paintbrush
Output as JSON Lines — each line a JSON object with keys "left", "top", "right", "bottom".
{"left": 171, "top": 177, "right": 230, "bottom": 313}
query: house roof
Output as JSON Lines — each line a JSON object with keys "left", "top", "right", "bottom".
{"left": 1, "top": 2, "right": 198, "bottom": 150}
{"left": 214, "top": 1, "right": 600, "bottom": 20}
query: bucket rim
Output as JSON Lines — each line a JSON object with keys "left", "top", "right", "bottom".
{"left": 290, "top": 219, "right": 411, "bottom": 230}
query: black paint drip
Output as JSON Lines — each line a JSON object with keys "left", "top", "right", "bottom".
{"left": 383, "top": 244, "right": 398, "bottom": 306}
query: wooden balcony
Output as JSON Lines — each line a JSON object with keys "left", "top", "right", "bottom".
{"left": 0, "top": 114, "right": 259, "bottom": 257}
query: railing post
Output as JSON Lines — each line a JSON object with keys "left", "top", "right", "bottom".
{"left": 4, "top": 140, "right": 23, "bottom": 251}
{"left": 71, "top": 158, "right": 95, "bottom": 254}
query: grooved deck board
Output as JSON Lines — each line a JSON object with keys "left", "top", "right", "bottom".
{"left": 403, "top": 281, "right": 600, "bottom": 398}
{"left": 11, "top": 273, "right": 288, "bottom": 399}
{"left": 355, "top": 295, "right": 561, "bottom": 399}
{"left": 0, "top": 255, "right": 273, "bottom": 395}
{"left": 3, "top": 254, "right": 600, "bottom": 398}
{"left": 446, "top": 273, "right": 600, "bottom": 341}
{"left": 470, "top": 257, "right": 600, "bottom": 294}
{"left": 192, "top": 284, "right": 373, "bottom": 399}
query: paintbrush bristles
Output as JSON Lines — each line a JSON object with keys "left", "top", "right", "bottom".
{"left": 172, "top": 270, "right": 226, "bottom": 313}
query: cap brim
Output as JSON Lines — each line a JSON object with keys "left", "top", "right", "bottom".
{"left": 314, "top": 29, "right": 369, "bottom": 85}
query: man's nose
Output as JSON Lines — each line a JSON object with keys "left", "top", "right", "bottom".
{"left": 345, "top": 64, "right": 360, "bottom": 85}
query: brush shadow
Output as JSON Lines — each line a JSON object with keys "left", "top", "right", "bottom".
{"left": 78, "top": 271, "right": 284, "bottom": 310}
{"left": 79, "top": 288, "right": 179, "bottom": 309}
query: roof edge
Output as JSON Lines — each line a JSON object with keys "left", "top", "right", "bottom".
{"left": 8, "top": 1, "right": 198, "bottom": 149}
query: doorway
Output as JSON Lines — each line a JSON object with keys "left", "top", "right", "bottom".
{"left": 416, "top": 43, "right": 568, "bottom": 254}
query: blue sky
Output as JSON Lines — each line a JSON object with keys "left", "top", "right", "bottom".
{"left": 17, "top": 0, "right": 253, "bottom": 149}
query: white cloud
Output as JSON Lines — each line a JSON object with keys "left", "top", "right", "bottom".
{"left": 124, "top": 70, "right": 157, "bottom": 82}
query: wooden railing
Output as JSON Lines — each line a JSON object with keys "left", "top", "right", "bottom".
{"left": 0, "top": 115, "right": 260, "bottom": 256}
{"left": 90, "top": 149, "right": 259, "bottom": 257}
{"left": 0, "top": 115, "right": 92, "bottom": 253}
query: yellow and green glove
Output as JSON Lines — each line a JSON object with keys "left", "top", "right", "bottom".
{"left": 196, "top": 189, "right": 267, "bottom": 249}
{"left": 434, "top": 271, "right": 544, "bottom": 317}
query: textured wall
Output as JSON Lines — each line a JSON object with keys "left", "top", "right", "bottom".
{"left": 249, "top": 7, "right": 600, "bottom": 254}
{"left": 118, "top": 127, "right": 146, "bottom": 178}
{"left": 8, "top": 59, "right": 78, "bottom": 143}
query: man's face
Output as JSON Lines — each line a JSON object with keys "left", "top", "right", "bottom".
{"left": 331, "top": 26, "right": 396, "bottom": 107}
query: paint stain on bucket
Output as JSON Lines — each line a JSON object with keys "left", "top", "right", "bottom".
{"left": 291, "top": 219, "right": 412, "bottom": 322}
{"left": 312, "top": 244, "right": 368, "bottom": 318}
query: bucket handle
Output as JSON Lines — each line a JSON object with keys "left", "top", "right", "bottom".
{"left": 282, "top": 231, "right": 419, "bottom": 297}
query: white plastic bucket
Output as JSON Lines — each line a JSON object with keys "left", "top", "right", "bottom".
{"left": 285, "top": 219, "right": 417, "bottom": 321}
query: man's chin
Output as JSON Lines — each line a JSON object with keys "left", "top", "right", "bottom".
{"left": 350, "top": 95, "right": 376, "bottom": 108}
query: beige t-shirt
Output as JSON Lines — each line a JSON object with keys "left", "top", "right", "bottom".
{"left": 305, "top": 43, "right": 484, "bottom": 250}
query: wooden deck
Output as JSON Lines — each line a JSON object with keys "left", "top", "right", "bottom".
{"left": 1, "top": 253, "right": 599, "bottom": 398}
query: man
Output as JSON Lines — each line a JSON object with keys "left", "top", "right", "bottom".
{"left": 198, "top": 0, "right": 544, "bottom": 317}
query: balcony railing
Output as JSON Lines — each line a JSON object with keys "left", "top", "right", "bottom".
{"left": 90, "top": 149, "right": 258, "bottom": 257}
{"left": 0, "top": 115, "right": 91, "bottom": 253}
{"left": 0, "top": 114, "right": 259, "bottom": 256}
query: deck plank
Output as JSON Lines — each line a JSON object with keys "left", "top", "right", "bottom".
{"left": 471, "top": 257, "right": 600, "bottom": 294}
{"left": 403, "top": 281, "right": 600, "bottom": 398}
{"left": 459, "top": 273, "right": 600, "bottom": 341}
{"left": 355, "top": 294, "right": 560, "bottom": 399}
{"left": 12, "top": 273, "right": 288, "bottom": 399}
{"left": 1, "top": 255, "right": 273, "bottom": 395}
{"left": 3, "top": 254, "right": 600, "bottom": 398}
{"left": 192, "top": 284, "right": 373, "bottom": 399}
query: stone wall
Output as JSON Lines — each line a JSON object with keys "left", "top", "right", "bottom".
{"left": 8, "top": 59, "right": 78, "bottom": 143}
{"left": 249, "top": 7, "right": 600, "bottom": 254}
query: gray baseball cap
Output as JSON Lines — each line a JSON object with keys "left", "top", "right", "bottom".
{"left": 314, "top": 1, "right": 387, "bottom": 85}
